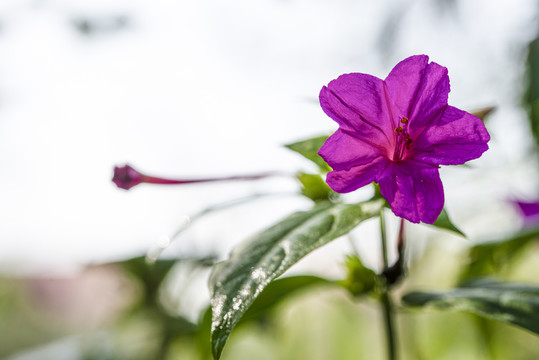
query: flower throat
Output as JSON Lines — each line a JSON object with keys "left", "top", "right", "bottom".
{"left": 393, "top": 117, "right": 412, "bottom": 161}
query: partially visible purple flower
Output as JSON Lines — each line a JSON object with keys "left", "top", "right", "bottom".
{"left": 318, "top": 55, "right": 490, "bottom": 223}
{"left": 512, "top": 199, "right": 539, "bottom": 227}
{"left": 112, "top": 164, "right": 285, "bottom": 190}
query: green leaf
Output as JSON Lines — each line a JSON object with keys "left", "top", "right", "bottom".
{"left": 524, "top": 35, "right": 539, "bottom": 149}
{"left": 196, "top": 307, "right": 213, "bottom": 360}
{"left": 208, "top": 198, "right": 384, "bottom": 359}
{"left": 285, "top": 135, "right": 331, "bottom": 172}
{"left": 121, "top": 257, "right": 177, "bottom": 306}
{"left": 197, "top": 276, "right": 330, "bottom": 360}
{"left": 470, "top": 106, "right": 495, "bottom": 123}
{"left": 402, "top": 279, "right": 539, "bottom": 335}
{"left": 240, "top": 275, "right": 332, "bottom": 324}
{"left": 459, "top": 226, "right": 539, "bottom": 281}
{"left": 339, "top": 255, "right": 378, "bottom": 297}
{"left": 431, "top": 208, "right": 465, "bottom": 237}
{"left": 297, "top": 172, "right": 334, "bottom": 202}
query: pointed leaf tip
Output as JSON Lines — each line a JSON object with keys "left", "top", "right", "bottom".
{"left": 431, "top": 208, "right": 465, "bottom": 237}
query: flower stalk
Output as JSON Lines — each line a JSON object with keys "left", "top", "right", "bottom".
{"left": 381, "top": 289, "right": 397, "bottom": 360}
{"left": 379, "top": 210, "right": 403, "bottom": 360}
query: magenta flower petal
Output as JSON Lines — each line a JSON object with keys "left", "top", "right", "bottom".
{"left": 413, "top": 106, "right": 490, "bottom": 165}
{"left": 515, "top": 200, "right": 539, "bottom": 218}
{"left": 378, "top": 161, "right": 444, "bottom": 224}
{"left": 320, "top": 73, "right": 393, "bottom": 147}
{"left": 326, "top": 157, "right": 389, "bottom": 193}
{"left": 384, "top": 55, "right": 429, "bottom": 117}
{"left": 408, "top": 62, "right": 449, "bottom": 134}
{"left": 319, "top": 128, "right": 385, "bottom": 171}
{"left": 513, "top": 199, "right": 539, "bottom": 227}
{"left": 385, "top": 55, "right": 449, "bottom": 136}
{"left": 318, "top": 55, "right": 490, "bottom": 223}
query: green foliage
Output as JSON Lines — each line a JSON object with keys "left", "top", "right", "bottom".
{"left": 240, "top": 275, "right": 332, "bottom": 323}
{"left": 524, "top": 35, "right": 539, "bottom": 150}
{"left": 285, "top": 135, "right": 331, "bottom": 172}
{"left": 196, "top": 308, "right": 213, "bottom": 360}
{"left": 297, "top": 172, "right": 334, "bottom": 202}
{"left": 208, "top": 198, "right": 385, "bottom": 359}
{"left": 459, "top": 226, "right": 539, "bottom": 281}
{"left": 402, "top": 279, "right": 539, "bottom": 336}
{"left": 120, "top": 256, "right": 215, "bottom": 359}
{"left": 431, "top": 208, "right": 466, "bottom": 237}
{"left": 121, "top": 257, "right": 177, "bottom": 308}
{"left": 339, "top": 255, "right": 378, "bottom": 297}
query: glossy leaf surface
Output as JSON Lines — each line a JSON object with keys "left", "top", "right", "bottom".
{"left": 209, "top": 198, "right": 384, "bottom": 359}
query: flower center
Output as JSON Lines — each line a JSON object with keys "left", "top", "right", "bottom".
{"left": 392, "top": 117, "right": 413, "bottom": 161}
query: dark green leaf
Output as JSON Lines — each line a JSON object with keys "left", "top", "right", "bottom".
{"left": 402, "top": 279, "right": 539, "bottom": 335}
{"left": 339, "top": 255, "right": 378, "bottom": 297}
{"left": 285, "top": 135, "right": 331, "bottom": 172}
{"left": 121, "top": 257, "right": 177, "bottom": 306}
{"left": 297, "top": 172, "right": 334, "bottom": 202}
{"left": 208, "top": 198, "right": 384, "bottom": 359}
{"left": 431, "top": 208, "right": 465, "bottom": 237}
{"left": 524, "top": 35, "right": 539, "bottom": 149}
{"left": 459, "top": 226, "right": 539, "bottom": 281}
{"left": 196, "top": 308, "right": 213, "bottom": 360}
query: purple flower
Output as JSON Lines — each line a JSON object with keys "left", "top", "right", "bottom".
{"left": 318, "top": 55, "right": 490, "bottom": 223}
{"left": 112, "top": 164, "right": 285, "bottom": 190}
{"left": 512, "top": 199, "right": 539, "bottom": 227}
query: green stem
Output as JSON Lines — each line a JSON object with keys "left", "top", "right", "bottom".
{"left": 381, "top": 290, "right": 397, "bottom": 360}
{"left": 380, "top": 209, "right": 389, "bottom": 268}
{"left": 379, "top": 210, "right": 397, "bottom": 360}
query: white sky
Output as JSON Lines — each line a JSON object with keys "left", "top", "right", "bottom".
{"left": 0, "top": 0, "right": 538, "bottom": 275}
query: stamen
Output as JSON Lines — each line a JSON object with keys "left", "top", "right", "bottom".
{"left": 406, "top": 138, "right": 413, "bottom": 149}
{"left": 392, "top": 117, "right": 413, "bottom": 161}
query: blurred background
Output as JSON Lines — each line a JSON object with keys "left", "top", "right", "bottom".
{"left": 1, "top": 0, "right": 539, "bottom": 359}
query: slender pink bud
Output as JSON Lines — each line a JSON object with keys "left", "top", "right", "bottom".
{"left": 112, "top": 164, "right": 286, "bottom": 190}
{"left": 113, "top": 164, "right": 145, "bottom": 190}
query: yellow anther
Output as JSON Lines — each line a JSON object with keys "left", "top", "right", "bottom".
{"left": 395, "top": 126, "right": 403, "bottom": 134}
{"left": 405, "top": 138, "right": 413, "bottom": 149}
{"left": 400, "top": 117, "right": 409, "bottom": 124}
